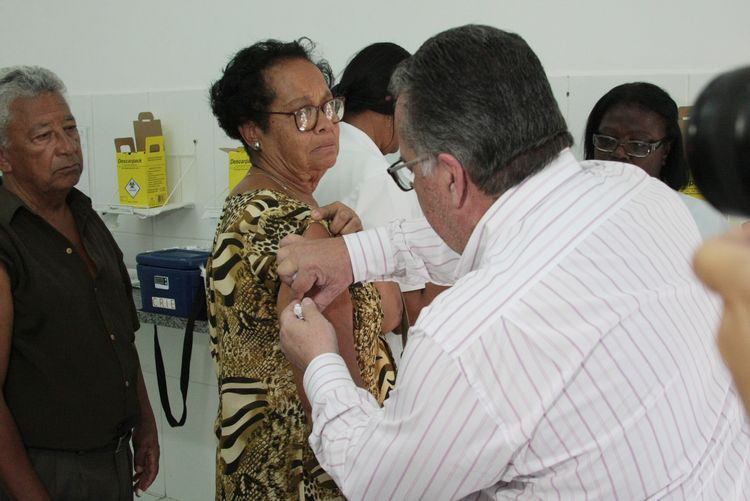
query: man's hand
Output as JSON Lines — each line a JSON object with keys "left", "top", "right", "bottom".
{"left": 131, "top": 414, "right": 160, "bottom": 495}
{"left": 277, "top": 235, "right": 354, "bottom": 310}
{"left": 280, "top": 298, "right": 340, "bottom": 371}
{"left": 312, "top": 202, "right": 362, "bottom": 236}
{"left": 693, "top": 226, "right": 750, "bottom": 417}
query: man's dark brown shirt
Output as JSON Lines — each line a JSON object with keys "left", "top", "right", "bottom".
{"left": 0, "top": 178, "right": 140, "bottom": 450}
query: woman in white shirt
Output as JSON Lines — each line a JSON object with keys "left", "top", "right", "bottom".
{"left": 314, "top": 43, "right": 446, "bottom": 355}
{"left": 584, "top": 82, "right": 729, "bottom": 240}
{"left": 314, "top": 42, "right": 411, "bottom": 211}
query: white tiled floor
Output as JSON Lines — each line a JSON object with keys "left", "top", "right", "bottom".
{"left": 135, "top": 323, "right": 218, "bottom": 501}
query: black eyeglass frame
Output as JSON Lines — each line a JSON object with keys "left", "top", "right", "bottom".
{"left": 387, "top": 156, "right": 431, "bottom": 192}
{"left": 254, "top": 97, "right": 345, "bottom": 132}
{"left": 592, "top": 133, "right": 667, "bottom": 158}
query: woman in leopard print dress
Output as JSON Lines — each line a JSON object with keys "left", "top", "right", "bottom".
{"left": 206, "top": 39, "right": 402, "bottom": 500}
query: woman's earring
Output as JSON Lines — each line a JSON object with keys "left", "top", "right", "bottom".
{"left": 251, "top": 140, "right": 262, "bottom": 151}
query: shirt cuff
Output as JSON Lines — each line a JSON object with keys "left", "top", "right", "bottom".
{"left": 397, "top": 279, "right": 427, "bottom": 293}
{"left": 303, "top": 353, "right": 356, "bottom": 403}
{"left": 343, "top": 226, "right": 393, "bottom": 283}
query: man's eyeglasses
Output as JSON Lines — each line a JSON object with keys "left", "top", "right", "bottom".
{"left": 593, "top": 133, "right": 666, "bottom": 158}
{"left": 387, "top": 156, "right": 431, "bottom": 191}
{"left": 257, "top": 97, "right": 345, "bottom": 132}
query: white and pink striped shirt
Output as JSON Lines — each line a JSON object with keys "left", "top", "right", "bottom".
{"left": 304, "top": 149, "right": 750, "bottom": 500}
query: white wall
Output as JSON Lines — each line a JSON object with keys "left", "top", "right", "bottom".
{"left": 2, "top": 1, "right": 746, "bottom": 251}
{"left": 3, "top": 2, "right": 749, "bottom": 500}
{"left": 3, "top": 2, "right": 748, "bottom": 238}
{"left": 2, "top": 0, "right": 749, "bottom": 93}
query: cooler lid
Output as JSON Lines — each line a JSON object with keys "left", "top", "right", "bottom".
{"left": 136, "top": 248, "right": 210, "bottom": 270}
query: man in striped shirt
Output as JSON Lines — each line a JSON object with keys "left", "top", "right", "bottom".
{"left": 277, "top": 25, "right": 750, "bottom": 499}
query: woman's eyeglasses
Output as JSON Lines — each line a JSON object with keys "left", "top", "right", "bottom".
{"left": 593, "top": 133, "right": 666, "bottom": 158}
{"left": 258, "top": 97, "right": 345, "bottom": 132}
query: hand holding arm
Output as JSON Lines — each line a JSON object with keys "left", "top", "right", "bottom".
{"left": 277, "top": 235, "right": 354, "bottom": 310}
{"left": 311, "top": 202, "right": 363, "bottom": 236}
{"left": 277, "top": 222, "right": 364, "bottom": 418}
{"left": 277, "top": 216, "right": 459, "bottom": 310}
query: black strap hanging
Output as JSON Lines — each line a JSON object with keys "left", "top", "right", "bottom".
{"left": 153, "top": 286, "right": 206, "bottom": 427}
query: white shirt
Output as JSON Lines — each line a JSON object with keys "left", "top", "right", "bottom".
{"left": 315, "top": 121, "right": 425, "bottom": 292}
{"left": 303, "top": 150, "right": 750, "bottom": 500}
{"left": 314, "top": 122, "right": 381, "bottom": 207}
{"left": 677, "top": 192, "right": 730, "bottom": 240}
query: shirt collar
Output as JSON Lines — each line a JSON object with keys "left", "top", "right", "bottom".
{"left": 0, "top": 177, "right": 25, "bottom": 224}
{"left": 455, "top": 148, "right": 642, "bottom": 277}
{"left": 0, "top": 176, "right": 93, "bottom": 224}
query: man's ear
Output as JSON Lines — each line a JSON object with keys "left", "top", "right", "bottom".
{"left": 0, "top": 147, "right": 12, "bottom": 174}
{"left": 436, "top": 152, "right": 469, "bottom": 208}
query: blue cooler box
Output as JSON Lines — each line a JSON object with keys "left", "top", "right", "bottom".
{"left": 136, "top": 249, "right": 210, "bottom": 320}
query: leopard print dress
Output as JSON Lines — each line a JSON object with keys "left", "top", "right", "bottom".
{"left": 206, "top": 189, "right": 396, "bottom": 500}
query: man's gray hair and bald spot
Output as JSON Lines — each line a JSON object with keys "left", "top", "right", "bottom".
{"left": 0, "top": 66, "right": 66, "bottom": 146}
{"left": 389, "top": 24, "right": 573, "bottom": 197}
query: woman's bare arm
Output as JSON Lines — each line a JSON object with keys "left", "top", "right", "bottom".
{"left": 403, "top": 283, "right": 449, "bottom": 326}
{"left": 277, "top": 222, "right": 365, "bottom": 417}
{"left": 372, "top": 282, "right": 403, "bottom": 333}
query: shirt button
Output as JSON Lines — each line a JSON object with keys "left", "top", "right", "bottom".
{"left": 65, "top": 247, "right": 73, "bottom": 254}
{"left": 124, "top": 380, "right": 130, "bottom": 388}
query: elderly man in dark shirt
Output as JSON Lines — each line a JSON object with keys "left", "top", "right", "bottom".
{"left": 0, "top": 66, "right": 159, "bottom": 500}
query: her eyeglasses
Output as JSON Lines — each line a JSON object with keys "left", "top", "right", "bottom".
{"left": 593, "top": 133, "right": 666, "bottom": 158}
{"left": 387, "top": 156, "right": 431, "bottom": 191}
{"left": 256, "top": 97, "right": 345, "bottom": 132}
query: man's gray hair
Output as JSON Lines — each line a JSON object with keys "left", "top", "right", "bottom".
{"left": 0, "top": 66, "right": 66, "bottom": 146}
{"left": 390, "top": 25, "right": 573, "bottom": 197}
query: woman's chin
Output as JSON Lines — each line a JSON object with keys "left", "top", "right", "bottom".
{"left": 311, "top": 156, "right": 338, "bottom": 174}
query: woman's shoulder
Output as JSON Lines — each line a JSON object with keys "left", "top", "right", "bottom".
{"left": 212, "top": 189, "right": 326, "bottom": 258}
{"left": 220, "top": 189, "right": 311, "bottom": 226}
{"left": 226, "top": 187, "right": 300, "bottom": 208}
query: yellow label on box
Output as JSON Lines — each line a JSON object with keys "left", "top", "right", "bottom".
{"left": 117, "top": 136, "right": 168, "bottom": 207}
{"left": 228, "top": 147, "right": 252, "bottom": 191}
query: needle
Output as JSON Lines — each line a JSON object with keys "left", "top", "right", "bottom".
{"left": 293, "top": 303, "right": 304, "bottom": 320}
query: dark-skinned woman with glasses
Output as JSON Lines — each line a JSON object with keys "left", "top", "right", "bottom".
{"left": 206, "top": 39, "right": 401, "bottom": 500}
{"left": 584, "top": 82, "right": 728, "bottom": 239}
